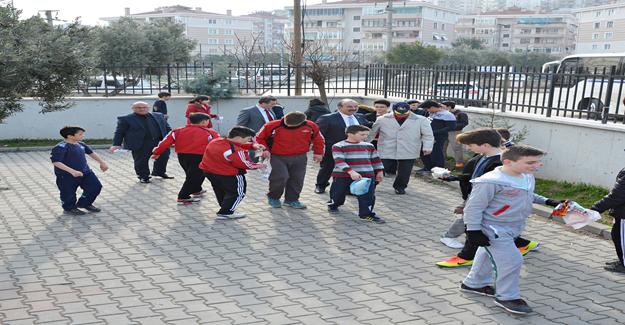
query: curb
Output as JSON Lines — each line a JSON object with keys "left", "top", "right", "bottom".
{"left": 0, "top": 144, "right": 111, "bottom": 153}
{"left": 420, "top": 173, "right": 613, "bottom": 240}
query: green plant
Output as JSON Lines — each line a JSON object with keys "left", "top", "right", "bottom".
{"left": 471, "top": 107, "right": 529, "bottom": 143}
{"left": 183, "top": 66, "right": 236, "bottom": 99}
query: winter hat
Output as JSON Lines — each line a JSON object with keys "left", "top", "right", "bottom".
{"left": 392, "top": 102, "right": 411, "bottom": 115}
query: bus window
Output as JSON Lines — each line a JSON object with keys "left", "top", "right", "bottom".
{"left": 555, "top": 58, "right": 579, "bottom": 87}
{"left": 579, "top": 57, "right": 622, "bottom": 74}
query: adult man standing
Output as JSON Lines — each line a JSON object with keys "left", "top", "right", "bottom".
{"left": 236, "top": 95, "right": 279, "bottom": 161}
{"left": 256, "top": 112, "right": 325, "bottom": 209}
{"left": 110, "top": 101, "right": 172, "bottom": 183}
{"left": 314, "top": 99, "right": 370, "bottom": 194}
{"left": 369, "top": 102, "right": 434, "bottom": 194}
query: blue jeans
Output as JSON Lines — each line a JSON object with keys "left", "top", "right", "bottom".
{"left": 329, "top": 177, "right": 376, "bottom": 217}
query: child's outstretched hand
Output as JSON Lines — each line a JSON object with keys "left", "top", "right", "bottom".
{"left": 375, "top": 172, "right": 383, "bottom": 183}
{"left": 70, "top": 170, "right": 84, "bottom": 178}
{"left": 100, "top": 162, "right": 109, "bottom": 172}
{"left": 348, "top": 170, "right": 362, "bottom": 181}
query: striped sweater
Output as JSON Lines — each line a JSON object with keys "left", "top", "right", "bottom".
{"left": 332, "top": 140, "right": 384, "bottom": 178}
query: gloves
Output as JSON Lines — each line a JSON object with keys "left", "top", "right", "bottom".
{"left": 466, "top": 230, "right": 490, "bottom": 247}
{"left": 545, "top": 199, "right": 565, "bottom": 207}
{"left": 441, "top": 175, "right": 459, "bottom": 182}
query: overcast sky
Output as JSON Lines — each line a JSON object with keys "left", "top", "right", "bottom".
{"left": 11, "top": 0, "right": 322, "bottom": 25}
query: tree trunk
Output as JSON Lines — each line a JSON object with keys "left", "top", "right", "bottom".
{"left": 316, "top": 81, "right": 327, "bottom": 105}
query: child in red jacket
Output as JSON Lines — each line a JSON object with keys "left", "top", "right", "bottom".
{"left": 199, "top": 126, "right": 265, "bottom": 220}
{"left": 185, "top": 95, "right": 218, "bottom": 127}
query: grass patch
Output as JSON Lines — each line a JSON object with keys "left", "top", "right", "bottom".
{"left": 0, "top": 139, "right": 112, "bottom": 148}
{"left": 535, "top": 178, "right": 613, "bottom": 225}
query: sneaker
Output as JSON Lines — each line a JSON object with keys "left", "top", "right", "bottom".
{"left": 518, "top": 241, "right": 540, "bottom": 256}
{"left": 328, "top": 206, "right": 339, "bottom": 214}
{"left": 460, "top": 283, "right": 495, "bottom": 297}
{"left": 139, "top": 178, "right": 151, "bottom": 184}
{"left": 394, "top": 188, "right": 406, "bottom": 195}
{"left": 436, "top": 256, "right": 473, "bottom": 268}
{"left": 314, "top": 185, "right": 326, "bottom": 194}
{"left": 216, "top": 213, "right": 246, "bottom": 220}
{"left": 604, "top": 263, "right": 625, "bottom": 274}
{"left": 440, "top": 237, "right": 465, "bottom": 249}
{"left": 177, "top": 198, "right": 200, "bottom": 205}
{"left": 268, "top": 197, "right": 283, "bottom": 208}
{"left": 360, "top": 215, "right": 386, "bottom": 224}
{"left": 191, "top": 190, "right": 207, "bottom": 197}
{"left": 64, "top": 208, "right": 86, "bottom": 216}
{"left": 494, "top": 298, "right": 533, "bottom": 315}
{"left": 77, "top": 205, "right": 101, "bottom": 213}
{"left": 152, "top": 173, "right": 175, "bottom": 179}
{"left": 284, "top": 201, "right": 307, "bottom": 209}
{"left": 605, "top": 260, "right": 622, "bottom": 267}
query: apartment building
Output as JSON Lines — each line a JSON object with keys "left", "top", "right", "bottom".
{"left": 241, "top": 11, "right": 289, "bottom": 51}
{"left": 456, "top": 8, "right": 577, "bottom": 54}
{"left": 285, "top": 0, "right": 459, "bottom": 61}
{"left": 575, "top": 2, "right": 625, "bottom": 53}
{"left": 101, "top": 6, "right": 268, "bottom": 56}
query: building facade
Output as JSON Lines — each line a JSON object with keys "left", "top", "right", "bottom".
{"left": 285, "top": 0, "right": 459, "bottom": 62}
{"left": 456, "top": 9, "right": 577, "bottom": 54}
{"left": 575, "top": 2, "right": 625, "bottom": 53}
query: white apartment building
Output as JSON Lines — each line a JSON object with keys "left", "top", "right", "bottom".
{"left": 456, "top": 8, "right": 578, "bottom": 54}
{"left": 101, "top": 6, "right": 269, "bottom": 56}
{"left": 575, "top": 2, "right": 625, "bottom": 53}
{"left": 285, "top": 0, "right": 459, "bottom": 61}
{"left": 241, "top": 11, "right": 289, "bottom": 51}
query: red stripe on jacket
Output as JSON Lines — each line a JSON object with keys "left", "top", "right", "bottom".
{"left": 256, "top": 119, "right": 325, "bottom": 156}
{"left": 199, "top": 138, "right": 261, "bottom": 176}
{"left": 153, "top": 125, "right": 219, "bottom": 155}
{"left": 493, "top": 205, "right": 511, "bottom": 216}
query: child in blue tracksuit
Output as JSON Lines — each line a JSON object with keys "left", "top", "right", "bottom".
{"left": 50, "top": 126, "right": 109, "bottom": 215}
{"left": 461, "top": 145, "right": 561, "bottom": 315}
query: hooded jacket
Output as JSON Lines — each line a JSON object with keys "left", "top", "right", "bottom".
{"left": 305, "top": 102, "right": 331, "bottom": 123}
{"left": 592, "top": 167, "right": 625, "bottom": 219}
{"left": 369, "top": 112, "right": 434, "bottom": 160}
{"left": 463, "top": 167, "right": 548, "bottom": 239}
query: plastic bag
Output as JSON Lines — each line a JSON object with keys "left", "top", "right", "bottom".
{"left": 350, "top": 178, "right": 372, "bottom": 196}
{"left": 257, "top": 156, "right": 271, "bottom": 180}
{"left": 431, "top": 167, "right": 452, "bottom": 179}
{"left": 551, "top": 200, "right": 601, "bottom": 230}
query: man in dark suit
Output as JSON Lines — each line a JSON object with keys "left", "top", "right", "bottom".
{"left": 236, "top": 95, "right": 279, "bottom": 161}
{"left": 315, "top": 98, "right": 370, "bottom": 194}
{"left": 110, "top": 101, "right": 172, "bottom": 183}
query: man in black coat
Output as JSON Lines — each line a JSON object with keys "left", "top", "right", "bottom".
{"left": 110, "top": 101, "right": 172, "bottom": 183}
{"left": 314, "top": 98, "right": 370, "bottom": 194}
{"left": 592, "top": 167, "right": 625, "bottom": 274}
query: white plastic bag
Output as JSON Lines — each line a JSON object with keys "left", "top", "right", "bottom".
{"left": 552, "top": 201, "right": 601, "bottom": 230}
{"left": 350, "top": 178, "right": 372, "bottom": 196}
{"left": 431, "top": 167, "right": 452, "bottom": 179}
{"left": 258, "top": 157, "right": 271, "bottom": 180}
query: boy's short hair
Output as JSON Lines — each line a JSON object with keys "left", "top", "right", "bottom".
{"left": 228, "top": 126, "right": 256, "bottom": 138}
{"left": 406, "top": 99, "right": 420, "bottom": 105}
{"left": 441, "top": 101, "right": 456, "bottom": 109}
{"left": 419, "top": 100, "right": 442, "bottom": 109}
{"left": 60, "top": 126, "right": 85, "bottom": 138}
{"left": 373, "top": 99, "right": 391, "bottom": 107}
{"left": 284, "top": 111, "right": 306, "bottom": 127}
{"left": 456, "top": 128, "right": 502, "bottom": 147}
{"left": 345, "top": 125, "right": 370, "bottom": 135}
{"left": 494, "top": 128, "right": 511, "bottom": 141}
{"left": 258, "top": 95, "right": 277, "bottom": 104}
{"left": 502, "top": 145, "right": 545, "bottom": 161}
{"left": 189, "top": 112, "right": 211, "bottom": 124}
{"left": 158, "top": 92, "right": 171, "bottom": 98}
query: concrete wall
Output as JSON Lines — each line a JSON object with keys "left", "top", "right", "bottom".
{"left": 2, "top": 95, "right": 624, "bottom": 188}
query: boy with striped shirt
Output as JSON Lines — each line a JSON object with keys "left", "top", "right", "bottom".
{"left": 328, "top": 125, "right": 385, "bottom": 224}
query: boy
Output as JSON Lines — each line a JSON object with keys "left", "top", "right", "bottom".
{"left": 153, "top": 92, "right": 171, "bottom": 119}
{"left": 256, "top": 111, "right": 325, "bottom": 209}
{"left": 460, "top": 145, "right": 562, "bottom": 315}
{"left": 441, "top": 101, "right": 469, "bottom": 168}
{"left": 199, "top": 126, "right": 265, "bottom": 220}
{"left": 436, "top": 129, "right": 538, "bottom": 267}
{"left": 151, "top": 113, "right": 220, "bottom": 205}
{"left": 328, "top": 125, "right": 385, "bottom": 224}
{"left": 591, "top": 167, "right": 625, "bottom": 274}
{"left": 418, "top": 100, "right": 456, "bottom": 172}
{"left": 406, "top": 99, "right": 427, "bottom": 116}
{"left": 51, "top": 126, "right": 108, "bottom": 215}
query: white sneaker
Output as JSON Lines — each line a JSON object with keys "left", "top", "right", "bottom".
{"left": 216, "top": 213, "right": 246, "bottom": 220}
{"left": 440, "top": 237, "right": 464, "bottom": 249}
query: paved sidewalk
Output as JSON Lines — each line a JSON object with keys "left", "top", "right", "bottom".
{"left": 0, "top": 150, "right": 624, "bottom": 325}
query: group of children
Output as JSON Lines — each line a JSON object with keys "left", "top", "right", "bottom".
{"left": 49, "top": 97, "right": 625, "bottom": 316}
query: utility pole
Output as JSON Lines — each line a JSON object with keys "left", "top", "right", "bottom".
{"left": 293, "top": 0, "right": 303, "bottom": 95}
{"left": 384, "top": 0, "right": 393, "bottom": 63}
{"left": 38, "top": 10, "right": 59, "bottom": 26}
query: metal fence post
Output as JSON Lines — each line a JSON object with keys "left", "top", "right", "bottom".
{"left": 287, "top": 64, "right": 291, "bottom": 97}
{"left": 501, "top": 66, "right": 510, "bottom": 113}
{"left": 102, "top": 67, "right": 108, "bottom": 97}
{"left": 602, "top": 65, "right": 616, "bottom": 124}
{"left": 166, "top": 64, "right": 172, "bottom": 93}
{"left": 405, "top": 66, "right": 412, "bottom": 99}
{"left": 383, "top": 64, "right": 389, "bottom": 99}
{"left": 546, "top": 70, "right": 556, "bottom": 118}
{"left": 364, "top": 65, "right": 369, "bottom": 96}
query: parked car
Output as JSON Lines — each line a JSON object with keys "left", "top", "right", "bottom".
{"left": 428, "top": 82, "right": 490, "bottom": 107}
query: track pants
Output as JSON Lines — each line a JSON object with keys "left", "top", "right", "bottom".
{"left": 612, "top": 218, "right": 625, "bottom": 267}
{"left": 205, "top": 173, "right": 246, "bottom": 215}
{"left": 177, "top": 153, "right": 204, "bottom": 200}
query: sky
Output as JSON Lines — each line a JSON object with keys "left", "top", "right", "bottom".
{"left": 10, "top": 0, "right": 322, "bottom": 25}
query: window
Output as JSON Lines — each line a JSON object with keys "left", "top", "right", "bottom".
{"left": 224, "top": 39, "right": 234, "bottom": 45}
{"left": 503, "top": 33, "right": 510, "bottom": 38}
{"left": 520, "top": 38, "right": 530, "bottom": 44}
{"left": 441, "top": 23, "right": 445, "bottom": 31}
{"left": 595, "top": 10, "right": 601, "bottom": 17}
{"left": 353, "top": 27, "right": 360, "bottom": 32}
{"left": 607, "top": 21, "right": 614, "bottom": 28}
{"left": 592, "top": 33, "right": 599, "bottom": 40}
{"left": 502, "top": 43, "right": 509, "bottom": 47}
{"left": 223, "top": 29, "right": 233, "bottom": 35}
{"left": 594, "top": 22, "right": 601, "bottom": 29}
{"left": 209, "top": 28, "right": 218, "bottom": 35}
{"left": 605, "top": 43, "right": 611, "bottom": 50}
{"left": 353, "top": 15, "right": 361, "bottom": 20}
{"left": 208, "top": 39, "right": 218, "bottom": 44}
{"left": 433, "top": 22, "right": 438, "bottom": 29}
{"left": 353, "top": 39, "right": 360, "bottom": 43}
{"left": 208, "top": 19, "right": 217, "bottom": 24}
{"left": 608, "top": 9, "right": 615, "bottom": 16}
{"left": 592, "top": 44, "right": 598, "bottom": 50}
{"left": 605, "top": 32, "right": 613, "bottom": 39}
{"left": 327, "top": 22, "right": 337, "bottom": 27}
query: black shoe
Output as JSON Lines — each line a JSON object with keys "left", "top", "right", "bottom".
{"left": 315, "top": 185, "right": 326, "bottom": 194}
{"left": 152, "top": 173, "right": 174, "bottom": 179}
{"left": 64, "top": 208, "right": 86, "bottom": 216}
{"left": 394, "top": 188, "right": 406, "bottom": 195}
{"left": 605, "top": 260, "right": 622, "bottom": 266}
{"left": 460, "top": 283, "right": 495, "bottom": 297}
{"left": 360, "top": 215, "right": 386, "bottom": 224}
{"left": 139, "top": 178, "right": 151, "bottom": 184}
{"left": 494, "top": 298, "right": 533, "bottom": 315}
{"left": 328, "top": 206, "right": 339, "bottom": 214}
{"left": 78, "top": 205, "right": 101, "bottom": 213}
{"left": 604, "top": 263, "right": 625, "bottom": 274}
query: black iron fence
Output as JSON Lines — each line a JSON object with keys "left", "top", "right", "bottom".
{"left": 78, "top": 63, "right": 625, "bottom": 124}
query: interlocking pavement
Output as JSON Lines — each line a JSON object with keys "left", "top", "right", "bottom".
{"left": 0, "top": 150, "right": 624, "bottom": 324}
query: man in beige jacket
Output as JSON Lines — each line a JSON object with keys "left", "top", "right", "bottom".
{"left": 369, "top": 102, "right": 434, "bottom": 194}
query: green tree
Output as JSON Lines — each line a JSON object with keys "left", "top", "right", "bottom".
{"left": 0, "top": 5, "right": 93, "bottom": 123}
{"left": 452, "top": 37, "right": 485, "bottom": 50}
{"left": 386, "top": 42, "right": 443, "bottom": 66}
